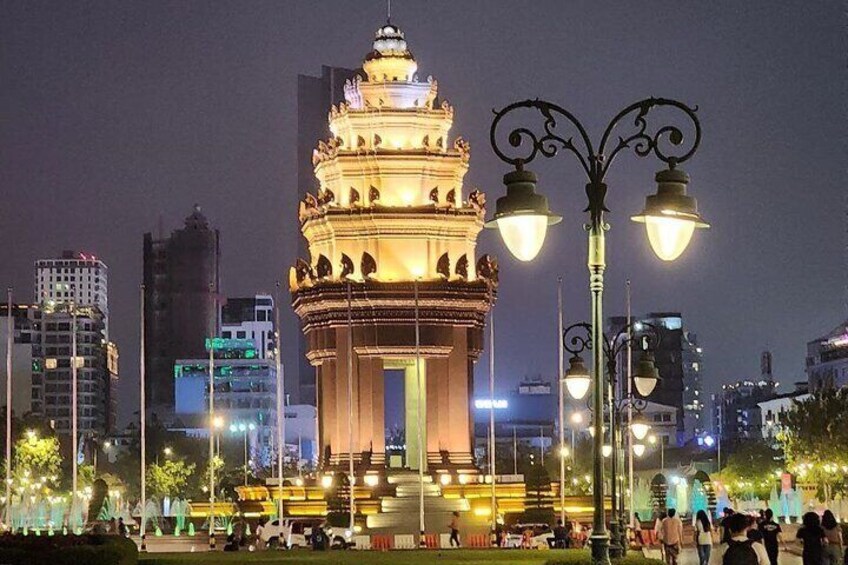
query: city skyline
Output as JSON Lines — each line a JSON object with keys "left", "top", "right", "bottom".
{"left": 1, "top": 1, "right": 845, "bottom": 427}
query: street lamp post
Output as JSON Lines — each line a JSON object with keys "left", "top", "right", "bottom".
{"left": 562, "top": 322, "right": 660, "bottom": 556}
{"left": 487, "top": 98, "right": 706, "bottom": 565}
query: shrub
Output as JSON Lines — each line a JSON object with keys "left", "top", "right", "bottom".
{"left": 0, "top": 534, "right": 137, "bottom": 565}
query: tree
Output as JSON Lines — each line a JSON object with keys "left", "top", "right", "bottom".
{"left": 13, "top": 431, "right": 62, "bottom": 488}
{"left": 721, "top": 441, "right": 783, "bottom": 499}
{"left": 146, "top": 459, "right": 195, "bottom": 499}
{"left": 522, "top": 463, "right": 554, "bottom": 524}
{"left": 780, "top": 388, "right": 848, "bottom": 501}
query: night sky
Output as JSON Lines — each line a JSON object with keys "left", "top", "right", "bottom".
{"left": 2, "top": 1, "right": 845, "bottom": 427}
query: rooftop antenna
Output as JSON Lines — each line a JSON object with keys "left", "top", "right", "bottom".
{"left": 387, "top": 0, "right": 391, "bottom": 24}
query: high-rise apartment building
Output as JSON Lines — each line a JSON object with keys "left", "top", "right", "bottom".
{"left": 291, "top": 65, "right": 358, "bottom": 406}
{"left": 31, "top": 304, "right": 115, "bottom": 435}
{"left": 806, "top": 320, "right": 848, "bottom": 391}
{"left": 0, "top": 303, "right": 38, "bottom": 417}
{"left": 221, "top": 294, "right": 275, "bottom": 360}
{"left": 143, "top": 206, "right": 220, "bottom": 418}
{"left": 609, "top": 312, "right": 704, "bottom": 445}
{"left": 34, "top": 251, "right": 109, "bottom": 336}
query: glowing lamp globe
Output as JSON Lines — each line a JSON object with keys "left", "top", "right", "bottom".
{"left": 631, "top": 167, "right": 709, "bottom": 261}
{"left": 630, "top": 415, "right": 651, "bottom": 441}
{"left": 633, "top": 350, "right": 661, "bottom": 397}
{"left": 602, "top": 445, "right": 612, "bottom": 458}
{"left": 564, "top": 355, "right": 591, "bottom": 400}
{"left": 485, "top": 168, "right": 561, "bottom": 262}
{"left": 632, "top": 443, "right": 646, "bottom": 458}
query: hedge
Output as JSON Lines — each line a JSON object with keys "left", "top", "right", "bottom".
{"left": 0, "top": 533, "right": 137, "bottom": 565}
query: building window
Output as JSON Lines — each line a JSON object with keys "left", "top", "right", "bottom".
{"left": 236, "top": 331, "right": 246, "bottom": 339}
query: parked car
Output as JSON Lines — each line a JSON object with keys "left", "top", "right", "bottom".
{"left": 258, "top": 518, "right": 319, "bottom": 548}
{"left": 504, "top": 523, "right": 554, "bottom": 549}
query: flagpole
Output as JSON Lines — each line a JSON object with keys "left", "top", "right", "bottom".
{"left": 139, "top": 285, "right": 147, "bottom": 551}
{"left": 274, "top": 283, "right": 285, "bottom": 528}
{"left": 4, "top": 288, "right": 12, "bottom": 530}
{"left": 557, "top": 277, "right": 565, "bottom": 525}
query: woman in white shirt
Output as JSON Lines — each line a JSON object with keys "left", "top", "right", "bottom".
{"left": 694, "top": 510, "right": 713, "bottom": 565}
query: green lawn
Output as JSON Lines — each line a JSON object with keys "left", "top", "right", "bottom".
{"left": 138, "top": 549, "right": 661, "bottom": 565}
{"left": 138, "top": 548, "right": 558, "bottom": 565}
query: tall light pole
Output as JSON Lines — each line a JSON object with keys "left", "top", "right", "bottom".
{"left": 274, "top": 282, "right": 285, "bottom": 525}
{"left": 207, "top": 282, "right": 216, "bottom": 550}
{"left": 488, "top": 98, "right": 706, "bottom": 565}
{"left": 234, "top": 423, "right": 256, "bottom": 486}
{"left": 4, "top": 289, "right": 12, "bottom": 530}
{"left": 562, "top": 321, "right": 659, "bottom": 557}
{"left": 557, "top": 277, "right": 566, "bottom": 526}
{"left": 139, "top": 285, "right": 147, "bottom": 551}
{"left": 71, "top": 304, "right": 78, "bottom": 532}
{"left": 413, "top": 278, "right": 425, "bottom": 547}
{"left": 346, "top": 282, "right": 355, "bottom": 534}
{"left": 487, "top": 284, "right": 497, "bottom": 543}
{"left": 626, "top": 281, "right": 635, "bottom": 529}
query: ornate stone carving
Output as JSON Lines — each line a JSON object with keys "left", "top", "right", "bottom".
{"left": 476, "top": 254, "right": 499, "bottom": 286}
{"left": 368, "top": 185, "right": 380, "bottom": 204}
{"left": 318, "top": 188, "right": 335, "bottom": 206}
{"left": 467, "top": 189, "right": 486, "bottom": 213}
{"left": 361, "top": 252, "right": 377, "bottom": 278}
{"left": 445, "top": 188, "right": 456, "bottom": 206}
{"left": 455, "top": 254, "right": 469, "bottom": 280}
{"left": 349, "top": 187, "right": 361, "bottom": 206}
{"left": 454, "top": 136, "right": 470, "bottom": 163}
{"left": 299, "top": 193, "right": 321, "bottom": 223}
{"left": 436, "top": 252, "right": 450, "bottom": 278}
{"left": 316, "top": 255, "right": 332, "bottom": 279}
{"left": 312, "top": 137, "right": 342, "bottom": 166}
{"left": 340, "top": 253, "right": 354, "bottom": 279}
{"left": 429, "top": 187, "right": 439, "bottom": 204}
{"left": 294, "top": 258, "right": 315, "bottom": 285}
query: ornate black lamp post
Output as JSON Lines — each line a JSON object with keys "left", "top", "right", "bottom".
{"left": 487, "top": 98, "right": 707, "bottom": 565}
{"left": 562, "top": 321, "right": 661, "bottom": 557}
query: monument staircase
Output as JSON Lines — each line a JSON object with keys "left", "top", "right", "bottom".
{"left": 365, "top": 472, "right": 473, "bottom": 533}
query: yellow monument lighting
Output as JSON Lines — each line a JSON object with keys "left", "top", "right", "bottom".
{"left": 291, "top": 23, "right": 495, "bottom": 478}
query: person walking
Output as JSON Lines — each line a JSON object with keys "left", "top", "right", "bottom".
{"left": 758, "top": 509, "right": 785, "bottom": 565}
{"left": 117, "top": 517, "right": 127, "bottom": 538}
{"left": 660, "top": 508, "right": 684, "bottom": 565}
{"left": 695, "top": 510, "right": 714, "bottom": 565}
{"left": 822, "top": 510, "right": 843, "bottom": 565}
{"left": 717, "top": 513, "right": 769, "bottom": 565}
{"left": 633, "top": 512, "right": 645, "bottom": 547}
{"left": 797, "top": 511, "right": 826, "bottom": 565}
{"left": 448, "top": 511, "right": 461, "bottom": 548}
{"left": 720, "top": 508, "right": 736, "bottom": 545}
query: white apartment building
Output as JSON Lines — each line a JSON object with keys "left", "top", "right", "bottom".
{"left": 35, "top": 250, "right": 108, "bottom": 336}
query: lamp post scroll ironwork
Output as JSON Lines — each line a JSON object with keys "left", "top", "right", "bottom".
{"left": 488, "top": 97, "right": 705, "bottom": 565}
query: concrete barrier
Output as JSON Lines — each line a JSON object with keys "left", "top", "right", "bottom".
{"left": 467, "top": 533, "right": 490, "bottom": 548}
{"left": 394, "top": 534, "right": 417, "bottom": 549}
{"left": 371, "top": 534, "right": 393, "bottom": 550}
{"left": 352, "top": 535, "right": 371, "bottom": 550}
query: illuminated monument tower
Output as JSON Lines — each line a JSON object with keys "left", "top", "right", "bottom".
{"left": 291, "top": 23, "right": 495, "bottom": 476}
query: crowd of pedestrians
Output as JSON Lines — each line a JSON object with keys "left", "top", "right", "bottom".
{"left": 650, "top": 506, "right": 845, "bottom": 565}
